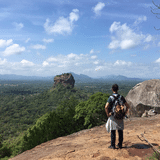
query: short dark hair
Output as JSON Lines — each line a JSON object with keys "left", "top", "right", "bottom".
{"left": 112, "top": 84, "right": 119, "bottom": 92}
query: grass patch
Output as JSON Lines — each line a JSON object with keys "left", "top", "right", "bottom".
{"left": 146, "top": 147, "right": 160, "bottom": 160}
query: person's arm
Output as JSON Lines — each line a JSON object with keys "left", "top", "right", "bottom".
{"left": 124, "top": 101, "right": 130, "bottom": 115}
{"left": 105, "top": 102, "right": 112, "bottom": 117}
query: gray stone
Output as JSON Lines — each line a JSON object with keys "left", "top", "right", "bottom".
{"left": 148, "top": 109, "right": 156, "bottom": 116}
{"left": 125, "top": 79, "right": 160, "bottom": 117}
{"left": 141, "top": 110, "right": 148, "bottom": 117}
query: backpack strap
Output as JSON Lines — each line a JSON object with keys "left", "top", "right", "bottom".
{"left": 112, "top": 94, "right": 119, "bottom": 99}
{"left": 111, "top": 94, "right": 120, "bottom": 102}
{"left": 113, "top": 95, "right": 124, "bottom": 106}
{"left": 110, "top": 94, "right": 120, "bottom": 111}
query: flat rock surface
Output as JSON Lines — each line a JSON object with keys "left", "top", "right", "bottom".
{"left": 9, "top": 115, "right": 160, "bottom": 160}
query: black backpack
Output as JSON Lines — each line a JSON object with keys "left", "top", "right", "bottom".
{"left": 109, "top": 94, "right": 125, "bottom": 120}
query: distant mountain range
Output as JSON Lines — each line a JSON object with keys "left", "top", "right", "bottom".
{"left": 0, "top": 73, "right": 146, "bottom": 82}
{"left": 70, "top": 72, "right": 145, "bottom": 82}
{"left": 99, "top": 75, "right": 143, "bottom": 81}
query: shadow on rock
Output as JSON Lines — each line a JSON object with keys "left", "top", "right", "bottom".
{"left": 126, "top": 143, "right": 156, "bottom": 158}
{"left": 131, "top": 143, "right": 151, "bottom": 149}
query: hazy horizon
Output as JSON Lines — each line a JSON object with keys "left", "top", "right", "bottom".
{"left": 0, "top": 72, "right": 157, "bottom": 80}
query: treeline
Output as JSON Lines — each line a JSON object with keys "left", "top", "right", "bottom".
{"left": 0, "top": 80, "right": 142, "bottom": 97}
{"left": 75, "top": 80, "right": 141, "bottom": 97}
{"left": 0, "top": 80, "right": 53, "bottom": 95}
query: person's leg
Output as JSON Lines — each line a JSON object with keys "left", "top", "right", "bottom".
{"left": 118, "top": 130, "right": 123, "bottom": 148}
{"left": 111, "top": 130, "right": 116, "bottom": 147}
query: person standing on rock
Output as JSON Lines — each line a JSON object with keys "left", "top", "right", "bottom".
{"left": 105, "top": 84, "right": 130, "bottom": 149}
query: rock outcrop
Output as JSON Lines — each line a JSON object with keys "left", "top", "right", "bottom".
{"left": 9, "top": 115, "right": 160, "bottom": 160}
{"left": 125, "top": 79, "right": 160, "bottom": 117}
{"left": 53, "top": 73, "right": 75, "bottom": 88}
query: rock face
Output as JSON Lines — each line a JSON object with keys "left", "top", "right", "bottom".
{"left": 125, "top": 79, "right": 160, "bottom": 117}
{"left": 53, "top": 73, "right": 75, "bottom": 88}
{"left": 9, "top": 115, "right": 160, "bottom": 160}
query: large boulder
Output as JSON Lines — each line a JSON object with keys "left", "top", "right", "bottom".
{"left": 53, "top": 73, "right": 75, "bottom": 88}
{"left": 125, "top": 79, "right": 160, "bottom": 117}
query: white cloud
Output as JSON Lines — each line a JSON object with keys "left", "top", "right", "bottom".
{"left": 3, "top": 44, "right": 25, "bottom": 56}
{"left": 44, "top": 9, "right": 79, "bottom": 35}
{"left": 155, "top": 58, "right": 160, "bottom": 63}
{"left": 108, "top": 40, "right": 119, "bottom": 49}
{"left": 25, "top": 38, "right": 30, "bottom": 43}
{"left": 0, "top": 58, "right": 7, "bottom": 65}
{"left": 90, "top": 49, "right": 94, "bottom": 54}
{"left": 120, "top": 39, "right": 136, "bottom": 50}
{"left": 39, "top": 53, "right": 111, "bottom": 77}
{"left": 20, "top": 59, "right": 34, "bottom": 67}
{"left": 108, "top": 21, "right": 152, "bottom": 50}
{"left": 0, "top": 54, "right": 159, "bottom": 79}
{"left": 42, "top": 53, "right": 101, "bottom": 73}
{"left": 47, "top": 57, "right": 58, "bottom": 62}
{"left": 43, "top": 38, "right": 54, "bottom": 43}
{"left": 93, "top": 60, "right": 99, "bottom": 65}
{"left": 93, "top": 2, "right": 105, "bottom": 16}
{"left": 113, "top": 60, "right": 132, "bottom": 66}
{"left": 67, "top": 53, "right": 77, "bottom": 59}
{"left": 134, "top": 16, "right": 147, "bottom": 25}
{"left": 13, "top": 22, "right": 24, "bottom": 30}
{"left": 69, "top": 9, "right": 79, "bottom": 22}
{"left": 144, "top": 35, "right": 153, "bottom": 42}
{"left": 42, "top": 61, "right": 49, "bottom": 67}
{"left": 90, "top": 49, "right": 100, "bottom": 54}
{"left": 32, "top": 44, "right": 46, "bottom": 50}
{"left": 0, "top": 39, "right": 13, "bottom": 48}
{"left": 91, "top": 55, "right": 97, "bottom": 59}
{"left": 0, "top": 59, "right": 41, "bottom": 76}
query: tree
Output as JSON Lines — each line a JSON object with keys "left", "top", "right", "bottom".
{"left": 0, "top": 134, "right": 11, "bottom": 158}
{"left": 74, "top": 92, "right": 109, "bottom": 129}
{"left": 21, "top": 97, "right": 81, "bottom": 151}
{"left": 151, "top": 0, "right": 160, "bottom": 30}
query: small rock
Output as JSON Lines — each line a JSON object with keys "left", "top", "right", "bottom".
{"left": 67, "top": 150, "right": 75, "bottom": 153}
{"left": 141, "top": 110, "right": 148, "bottom": 117}
{"left": 148, "top": 109, "right": 156, "bottom": 116}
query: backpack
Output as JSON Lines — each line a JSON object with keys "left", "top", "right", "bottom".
{"left": 110, "top": 94, "right": 125, "bottom": 120}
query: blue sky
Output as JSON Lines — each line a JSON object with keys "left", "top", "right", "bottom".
{"left": 0, "top": 0, "right": 160, "bottom": 78}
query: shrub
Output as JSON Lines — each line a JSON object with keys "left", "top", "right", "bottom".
{"left": 0, "top": 134, "right": 12, "bottom": 158}
{"left": 74, "top": 92, "right": 109, "bottom": 129}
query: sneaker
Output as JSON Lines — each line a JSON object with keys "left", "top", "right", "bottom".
{"left": 108, "top": 145, "right": 115, "bottom": 149}
{"left": 116, "top": 144, "right": 122, "bottom": 149}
